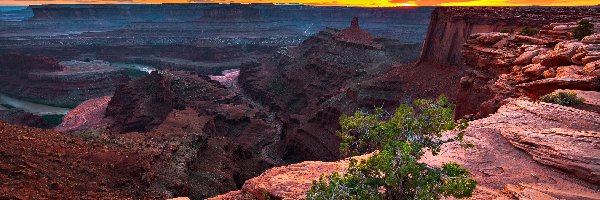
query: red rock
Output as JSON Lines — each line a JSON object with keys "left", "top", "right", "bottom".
{"left": 542, "top": 68, "right": 557, "bottom": 78}
{"left": 0, "top": 122, "right": 160, "bottom": 199}
{"left": 523, "top": 64, "right": 547, "bottom": 78}
{"left": 517, "top": 76, "right": 600, "bottom": 98}
{"left": 210, "top": 153, "right": 373, "bottom": 200}
{"left": 334, "top": 17, "right": 382, "bottom": 49}
{"left": 534, "top": 42, "right": 582, "bottom": 67}
{"left": 583, "top": 60, "right": 600, "bottom": 75}
{"left": 55, "top": 96, "right": 111, "bottom": 132}
{"left": 555, "top": 65, "right": 584, "bottom": 78}
{"left": 582, "top": 34, "right": 600, "bottom": 44}
{"left": 424, "top": 99, "right": 600, "bottom": 199}
{"left": 514, "top": 49, "right": 542, "bottom": 65}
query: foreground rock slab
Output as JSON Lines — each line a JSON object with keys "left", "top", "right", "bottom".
{"left": 425, "top": 99, "right": 600, "bottom": 199}
{"left": 210, "top": 154, "right": 372, "bottom": 200}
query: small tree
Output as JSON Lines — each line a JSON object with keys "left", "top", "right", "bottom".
{"left": 520, "top": 27, "right": 538, "bottom": 36}
{"left": 572, "top": 20, "right": 594, "bottom": 40}
{"left": 307, "top": 96, "right": 476, "bottom": 200}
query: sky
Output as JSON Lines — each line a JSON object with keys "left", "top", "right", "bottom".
{"left": 1, "top": 0, "right": 599, "bottom": 7}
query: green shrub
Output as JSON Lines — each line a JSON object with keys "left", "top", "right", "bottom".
{"left": 307, "top": 96, "right": 476, "bottom": 200}
{"left": 500, "top": 27, "right": 514, "bottom": 34}
{"left": 540, "top": 91, "right": 585, "bottom": 106}
{"left": 572, "top": 20, "right": 595, "bottom": 40}
{"left": 520, "top": 27, "right": 538, "bottom": 36}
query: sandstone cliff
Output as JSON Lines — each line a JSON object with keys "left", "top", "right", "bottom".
{"left": 419, "top": 7, "right": 600, "bottom": 66}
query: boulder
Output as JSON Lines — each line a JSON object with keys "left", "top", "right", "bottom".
{"left": 542, "top": 68, "right": 557, "bottom": 78}
{"left": 582, "top": 34, "right": 600, "bottom": 44}
{"left": 555, "top": 65, "right": 583, "bottom": 78}
{"left": 514, "top": 50, "right": 542, "bottom": 65}
{"left": 533, "top": 42, "right": 582, "bottom": 67}
{"left": 583, "top": 61, "right": 600, "bottom": 74}
{"left": 474, "top": 32, "right": 509, "bottom": 45}
{"left": 523, "top": 63, "right": 547, "bottom": 78}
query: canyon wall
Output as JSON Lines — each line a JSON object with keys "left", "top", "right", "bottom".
{"left": 419, "top": 7, "right": 600, "bottom": 66}
{"left": 29, "top": 4, "right": 433, "bottom": 24}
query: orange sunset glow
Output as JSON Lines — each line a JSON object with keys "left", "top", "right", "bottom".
{"left": 1, "top": 0, "right": 599, "bottom": 6}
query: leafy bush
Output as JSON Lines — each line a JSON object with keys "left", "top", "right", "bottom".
{"left": 540, "top": 90, "right": 585, "bottom": 106}
{"left": 520, "top": 27, "right": 538, "bottom": 36}
{"left": 500, "top": 27, "right": 514, "bottom": 34}
{"left": 307, "top": 96, "right": 476, "bottom": 200}
{"left": 572, "top": 20, "right": 594, "bottom": 40}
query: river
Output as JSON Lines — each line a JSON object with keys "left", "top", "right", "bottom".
{"left": 0, "top": 94, "right": 71, "bottom": 115}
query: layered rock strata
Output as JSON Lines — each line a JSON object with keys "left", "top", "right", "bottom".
{"left": 455, "top": 25, "right": 600, "bottom": 118}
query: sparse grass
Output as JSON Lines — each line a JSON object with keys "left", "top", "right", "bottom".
{"left": 500, "top": 27, "right": 514, "bottom": 34}
{"left": 520, "top": 27, "right": 538, "bottom": 36}
{"left": 540, "top": 91, "right": 585, "bottom": 106}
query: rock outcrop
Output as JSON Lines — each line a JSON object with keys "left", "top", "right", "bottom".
{"left": 420, "top": 7, "right": 600, "bottom": 66}
{"left": 55, "top": 96, "right": 111, "bottom": 132}
{"left": 210, "top": 153, "right": 372, "bottom": 200}
{"left": 455, "top": 20, "right": 600, "bottom": 118}
{"left": 64, "top": 70, "right": 285, "bottom": 199}
{"left": 0, "top": 54, "right": 129, "bottom": 108}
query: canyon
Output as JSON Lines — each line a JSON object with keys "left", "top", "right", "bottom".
{"left": 0, "top": 5, "right": 599, "bottom": 200}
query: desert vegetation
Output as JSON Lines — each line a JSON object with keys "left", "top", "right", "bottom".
{"left": 541, "top": 90, "right": 585, "bottom": 106}
{"left": 572, "top": 20, "right": 594, "bottom": 40}
{"left": 307, "top": 96, "right": 476, "bottom": 200}
{"left": 520, "top": 27, "right": 538, "bottom": 36}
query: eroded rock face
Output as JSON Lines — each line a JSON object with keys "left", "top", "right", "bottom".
{"left": 455, "top": 20, "right": 600, "bottom": 118}
{"left": 419, "top": 7, "right": 600, "bottom": 66}
{"left": 239, "top": 19, "right": 420, "bottom": 162}
{"left": 74, "top": 70, "right": 284, "bottom": 199}
{"left": 0, "top": 54, "right": 129, "bottom": 108}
